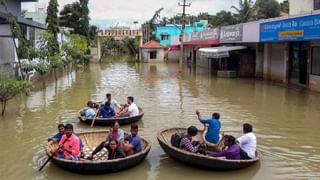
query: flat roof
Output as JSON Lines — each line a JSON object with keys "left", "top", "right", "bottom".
{"left": 0, "top": 12, "right": 46, "bottom": 29}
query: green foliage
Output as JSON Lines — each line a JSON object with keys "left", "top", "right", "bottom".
{"left": 0, "top": 72, "right": 32, "bottom": 116}
{"left": 280, "top": 0, "right": 289, "bottom": 13}
{"left": 255, "top": 0, "right": 281, "bottom": 19}
{"left": 46, "top": 0, "right": 60, "bottom": 56}
{"left": 62, "top": 34, "right": 91, "bottom": 64}
{"left": 59, "top": 1, "right": 92, "bottom": 44}
{"left": 210, "top": 10, "right": 237, "bottom": 27}
{"left": 231, "top": 0, "right": 255, "bottom": 23}
{"left": 34, "top": 62, "right": 50, "bottom": 76}
{"left": 49, "top": 55, "right": 63, "bottom": 69}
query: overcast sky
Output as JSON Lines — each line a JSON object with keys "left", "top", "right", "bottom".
{"left": 23, "top": 0, "right": 284, "bottom": 29}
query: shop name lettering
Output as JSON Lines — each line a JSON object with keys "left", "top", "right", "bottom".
{"left": 263, "top": 18, "right": 320, "bottom": 30}
{"left": 222, "top": 31, "right": 241, "bottom": 38}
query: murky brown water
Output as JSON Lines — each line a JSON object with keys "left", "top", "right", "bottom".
{"left": 1, "top": 57, "right": 320, "bottom": 180}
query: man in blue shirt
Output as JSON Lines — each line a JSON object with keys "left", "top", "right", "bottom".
{"left": 48, "top": 124, "right": 65, "bottom": 143}
{"left": 123, "top": 124, "right": 142, "bottom": 156}
{"left": 196, "top": 110, "right": 221, "bottom": 144}
{"left": 99, "top": 101, "right": 116, "bottom": 118}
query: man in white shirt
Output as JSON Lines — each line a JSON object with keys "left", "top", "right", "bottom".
{"left": 106, "top": 93, "right": 121, "bottom": 111}
{"left": 116, "top": 96, "right": 139, "bottom": 117}
{"left": 237, "top": 123, "right": 256, "bottom": 159}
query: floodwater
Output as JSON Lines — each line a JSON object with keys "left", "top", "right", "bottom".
{"left": 0, "top": 57, "right": 320, "bottom": 180}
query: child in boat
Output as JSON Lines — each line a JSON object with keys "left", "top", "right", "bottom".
{"left": 210, "top": 135, "right": 240, "bottom": 160}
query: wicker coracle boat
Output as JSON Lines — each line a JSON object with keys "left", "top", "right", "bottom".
{"left": 78, "top": 107, "right": 144, "bottom": 126}
{"left": 157, "top": 128, "right": 260, "bottom": 170}
{"left": 46, "top": 130, "right": 151, "bottom": 174}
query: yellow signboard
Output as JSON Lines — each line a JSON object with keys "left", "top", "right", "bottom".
{"left": 279, "top": 30, "right": 304, "bottom": 38}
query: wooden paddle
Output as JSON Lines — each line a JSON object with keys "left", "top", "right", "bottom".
{"left": 38, "top": 138, "right": 68, "bottom": 171}
{"left": 90, "top": 106, "right": 100, "bottom": 128}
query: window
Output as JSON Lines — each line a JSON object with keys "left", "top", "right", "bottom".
{"left": 311, "top": 47, "right": 320, "bottom": 75}
{"left": 150, "top": 51, "right": 157, "bottom": 59}
{"left": 315, "top": 0, "right": 320, "bottom": 10}
{"left": 161, "top": 34, "right": 169, "bottom": 40}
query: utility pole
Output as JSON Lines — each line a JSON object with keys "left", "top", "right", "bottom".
{"left": 178, "top": 0, "right": 190, "bottom": 72}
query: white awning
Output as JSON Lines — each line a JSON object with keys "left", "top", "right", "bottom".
{"left": 199, "top": 46, "right": 246, "bottom": 58}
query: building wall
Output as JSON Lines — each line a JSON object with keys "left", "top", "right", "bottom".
{"left": 156, "top": 22, "right": 206, "bottom": 47}
{"left": 141, "top": 49, "right": 165, "bottom": 62}
{"left": 256, "top": 44, "right": 264, "bottom": 78}
{"left": 269, "top": 43, "right": 286, "bottom": 82}
{"left": 289, "top": 0, "right": 314, "bottom": 15}
{"left": 0, "top": 25, "right": 16, "bottom": 76}
{"left": 0, "top": 0, "right": 21, "bottom": 16}
{"left": 168, "top": 51, "right": 179, "bottom": 62}
{"left": 243, "top": 22, "right": 260, "bottom": 43}
{"left": 309, "top": 41, "right": 320, "bottom": 91}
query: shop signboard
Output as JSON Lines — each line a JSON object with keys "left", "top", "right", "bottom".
{"left": 260, "top": 14, "right": 320, "bottom": 42}
{"left": 220, "top": 24, "right": 243, "bottom": 43}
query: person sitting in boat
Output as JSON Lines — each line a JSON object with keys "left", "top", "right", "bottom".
{"left": 105, "top": 93, "right": 121, "bottom": 111}
{"left": 123, "top": 124, "right": 142, "bottom": 156}
{"left": 116, "top": 96, "right": 139, "bottom": 117}
{"left": 106, "top": 138, "right": 126, "bottom": 160}
{"left": 87, "top": 122, "right": 125, "bottom": 160}
{"left": 237, "top": 123, "right": 256, "bottom": 160}
{"left": 57, "top": 124, "right": 81, "bottom": 160}
{"left": 210, "top": 135, "right": 240, "bottom": 160}
{"left": 80, "top": 101, "right": 96, "bottom": 118}
{"left": 48, "top": 124, "right": 65, "bottom": 143}
{"left": 179, "top": 126, "right": 201, "bottom": 153}
{"left": 98, "top": 101, "right": 116, "bottom": 118}
{"left": 196, "top": 110, "right": 221, "bottom": 144}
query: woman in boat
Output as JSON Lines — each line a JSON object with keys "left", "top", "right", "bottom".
{"left": 210, "top": 135, "right": 240, "bottom": 160}
{"left": 107, "top": 138, "right": 126, "bottom": 160}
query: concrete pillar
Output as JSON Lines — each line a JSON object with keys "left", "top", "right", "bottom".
{"left": 97, "top": 37, "right": 101, "bottom": 61}
{"left": 263, "top": 43, "right": 271, "bottom": 80}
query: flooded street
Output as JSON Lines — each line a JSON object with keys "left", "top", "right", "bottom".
{"left": 0, "top": 58, "right": 320, "bottom": 180}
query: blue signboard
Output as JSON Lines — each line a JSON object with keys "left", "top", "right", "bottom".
{"left": 260, "top": 14, "right": 320, "bottom": 42}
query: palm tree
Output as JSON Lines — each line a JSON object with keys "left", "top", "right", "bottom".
{"left": 231, "top": 0, "right": 255, "bottom": 23}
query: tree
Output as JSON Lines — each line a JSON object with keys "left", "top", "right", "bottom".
{"left": 231, "top": 0, "right": 255, "bottom": 23}
{"left": 46, "top": 0, "right": 60, "bottom": 56}
{"left": 280, "top": 0, "right": 289, "bottom": 13}
{"left": 255, "top": 0, "right": 281, "bottom": 19}
{"left": 142, "top": 8, "right": 164, "bottom": 42}
{"left": 59, "top": 1, "right": 91, "bottom": 45}
{"left": 79, "top": 0, "right": 90, "bottom": 43}
{"left": 0, "top": 73, "right": 31, "bottom": 116}
{"left": 209, "top": 10, "right": 237, "bottom": 27}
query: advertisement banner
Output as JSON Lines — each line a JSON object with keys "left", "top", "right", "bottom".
{"left": 220, "top": 24, "right": 243, "bottom": 43}
{"left": 260, "top": 14, "right": 320, "bottom": 42}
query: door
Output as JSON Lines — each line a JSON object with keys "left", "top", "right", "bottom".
{"left": 289, "top": 43, "right": 308, "bottom": 85}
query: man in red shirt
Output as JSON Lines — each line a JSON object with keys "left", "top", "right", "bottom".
{"left": 58, "top": 124, "right": 81, "bottom": 160}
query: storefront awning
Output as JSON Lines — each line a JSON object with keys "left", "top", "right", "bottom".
{"left": 199, "top": 46, "right": 246, "bottom": 58}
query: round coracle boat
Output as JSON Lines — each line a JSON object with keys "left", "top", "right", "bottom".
{"left": 78, "top": 107, "right": 144, "bottom": 126}
{"left": 46, "top": 130, "right": 151, "bottom": 174}
{"left": 157, "top": 128, "right": 260, "bottom": 170}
